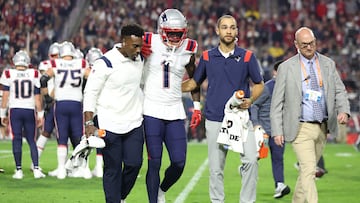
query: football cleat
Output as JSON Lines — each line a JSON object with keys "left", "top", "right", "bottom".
{"left": 30, "top": 163, "right": 43, "bottom": 172}
{"left": 12, "top": 169, "right": 24, "bottom": 179}
{"left": 48, "top": 168, "right": 58, "bottom": 177}
{"left": 274, "top": 182, "right": 290, "bottom": 198}
{"left": 57, "top": 167, "right": 67, "bottom": 179}
{"left": 33, "top": 169, "right": 46, "bottom": 179}
{"left": 67, "top": 167, "right": 82, "bottom": 178}
{"left": 92, "top": 166, "right": 103, "bottom": 178}
{"left": 315, "top": 167, "right": 327, "bottom": 179}
{"left": 83, "top": 166, "right": 92, "bottom": 179}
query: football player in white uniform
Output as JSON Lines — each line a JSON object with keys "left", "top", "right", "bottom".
{"left": 34, "top": 42, "right": 60, "bottom": 170}
{"left": 142, "top": 9, "right": 198, "bottom": 203}
{"left": 84, "top": 47, "right": 104, "bottom": 178}
{"left": 40, "top": 41, "right": 91, "bottom": 179}
{"left": 0, "top": 50, "right": 46, "bottom": 179}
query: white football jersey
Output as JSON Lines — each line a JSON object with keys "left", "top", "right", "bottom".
{"left": 142, "top": 33, "right": 197, "bottom": 120}
{"left": 51, "top": 58, "right": 88, "bottom": 102}
{"left": 38, "top": 59, "right": 55, "bottom": 93}
{"left": 0, "top": 68, "right": 40, "bottom": 109}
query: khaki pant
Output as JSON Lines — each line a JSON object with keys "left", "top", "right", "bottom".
{"left": 291, "top": 122, "right": 327, "bottom": 203}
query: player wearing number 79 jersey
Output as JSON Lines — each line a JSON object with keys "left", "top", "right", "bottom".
{"left": 141, "top": 9, "right": 198, "bottom": 203}
{"left": 40, "top": 41, "right": 91, "bottom": 179}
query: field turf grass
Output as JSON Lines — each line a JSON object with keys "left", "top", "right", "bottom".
{"left": 0, "top": 140, "right": 359, "bottom": 202}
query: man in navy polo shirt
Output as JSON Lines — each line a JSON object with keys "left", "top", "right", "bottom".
{"left": 182, "top": 15, "right": 264, "bottom": 203}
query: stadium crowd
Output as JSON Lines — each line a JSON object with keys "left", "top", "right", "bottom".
{"left": 0, "top": 0, "right": 359, "bottom": 141}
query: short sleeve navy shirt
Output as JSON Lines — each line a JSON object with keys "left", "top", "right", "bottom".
{"left": 193, "top": 46, "right": 263, "bottom": 122}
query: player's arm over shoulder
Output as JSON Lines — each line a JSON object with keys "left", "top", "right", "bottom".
{"left": 185, "top": 54, "right": 196, "bottom": 78}
{"left": 184, "top": 39, "right": 198, "bottom": 76}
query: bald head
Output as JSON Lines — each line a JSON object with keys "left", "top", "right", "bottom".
{"left": 294, "top": 27, "right": 317, "bottom": 59}
{"left": 295, "top": 27, "right": 315, "bottom": 41}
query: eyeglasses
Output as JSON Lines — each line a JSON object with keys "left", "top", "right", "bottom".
{"left": 298, "top": 40, "right": 316, "bottom": 49}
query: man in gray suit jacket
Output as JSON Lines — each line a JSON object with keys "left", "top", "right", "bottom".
{"left": 270, "top": 27, "right": 350, "bottom": 203}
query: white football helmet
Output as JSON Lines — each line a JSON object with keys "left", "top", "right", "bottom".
{"left": 59, "top": 41, "right": 75, "bottom": 58}
{"left": 74, "top": 48, "right": 84, "bottom": 59}
{"left": 12, "top": 50, "right": 31, "bottom": 68}
{"left": 158, "top": 9, "right": 188, "bottom": 47}
{"left": 85, "top": 47, "right": 103, "bottom": 66}
{"left": 48, "top": 42, "right": 60, "bottom": 58}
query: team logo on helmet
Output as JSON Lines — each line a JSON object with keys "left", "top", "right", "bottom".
{"left": 158, "top": 9, "right": 188, "bottom": 47}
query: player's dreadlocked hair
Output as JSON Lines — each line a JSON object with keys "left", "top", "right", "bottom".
{"left": 121, "top": 23, "right": 144, "bottom": 38}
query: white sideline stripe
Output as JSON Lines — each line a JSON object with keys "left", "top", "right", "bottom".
{"left": 174, "top": 158, "right": 208, "bottom": 203}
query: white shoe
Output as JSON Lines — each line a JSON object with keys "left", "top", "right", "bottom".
{"left": 91, "top": 166, "right": 103, "bottom": 178}
{"left": 57, "top": 167, "right": 67, "bottom": 179}
{"left": 68, "top": 167, "right": 82, "bottom": 178}
{"left": 158, "top": 188, "right": 166, "bottom": 203}
{"left": 120, "top": 200, "right": 126, "bottom": 203}
{"left": 274, "top": 182, "right": 291, "bottom": 198}
{"left": 34, "top": 169, "right": 46, "bottom": 179}
{"left": 30, "top": 164, "right": 43, "bottom": 172}
{"left": 83, "top": 166, "right": 92, "bottom": 179}
{"left": 48, "top": 168, "right": 58, "bottom": 177}
{"left": 13, "top": 169, "right": 24, "bottom": 179}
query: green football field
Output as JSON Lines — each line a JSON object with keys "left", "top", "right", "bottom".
{"left": 0, "top": 140, "right": 359, "bottom": 203}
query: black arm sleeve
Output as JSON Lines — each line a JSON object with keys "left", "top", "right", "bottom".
{"left": 40, "top": 74, "right": 51, "bottom": 88}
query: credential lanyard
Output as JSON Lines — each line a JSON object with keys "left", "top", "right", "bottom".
{"left": 300, "top": 57, "right": 323, "bottom": 87}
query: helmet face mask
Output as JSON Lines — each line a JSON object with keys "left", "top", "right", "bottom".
{"left": 12, "top": 50, "right": 30, "bottom": 69}
{"left": 158, "top": 9, "right": 188, "bottom": 47}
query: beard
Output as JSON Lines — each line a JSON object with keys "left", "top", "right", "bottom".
{"left": 220, "top": 36, "right": 236, "bottom": 46}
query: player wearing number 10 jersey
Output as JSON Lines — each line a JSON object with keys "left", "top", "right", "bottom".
{"left": 40, "top": 41, "right": 91, "bottom": 179}
{"left": 0, "top": 50, "right": 45, "bottom": 179}
{"left": 141, "top": 9, "right": 198, "bottom": 203}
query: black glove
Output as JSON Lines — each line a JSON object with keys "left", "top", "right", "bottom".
{"left": 44, "top": 94, "right": 54, "bottom": 104}
{"left": 44, "top": 94, "right": 54, "bottom": 112}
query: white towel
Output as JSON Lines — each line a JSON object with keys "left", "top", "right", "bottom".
{"left": 254, "top": 125, "right": 266, "bottom": 152}
{"left": 217, "top": 96, "right": 249, "bottom": 154}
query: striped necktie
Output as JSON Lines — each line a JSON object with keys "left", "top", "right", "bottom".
{"left": 309, "top": 61, "right": 323, "bottom": 122}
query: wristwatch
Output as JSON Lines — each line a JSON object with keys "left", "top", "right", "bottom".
{"left": 84, "top": 120, "right": 94, "bottom": 126}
